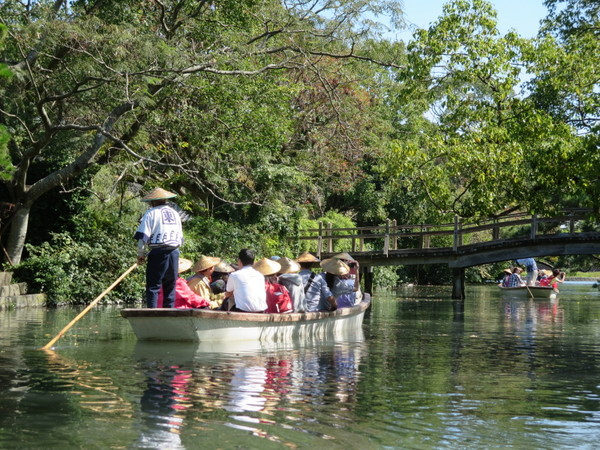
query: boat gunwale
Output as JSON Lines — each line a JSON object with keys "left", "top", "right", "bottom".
{"left": 499, "top": 286, "right": 557, "bottom": 292}
{"left": 121, "top": 297, "right": 370, "bottom": 322}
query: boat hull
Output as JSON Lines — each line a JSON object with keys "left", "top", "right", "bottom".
{"left": 499, "top": 286, "right": 557, "bottom": 299}
{"left": 121, "top": 296, "right": 370, "bottom": 342}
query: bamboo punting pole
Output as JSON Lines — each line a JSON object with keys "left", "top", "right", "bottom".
{"left": 40, "top": 263, "right": 138, "bottom": 350}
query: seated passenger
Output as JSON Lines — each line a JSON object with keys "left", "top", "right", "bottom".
{"left": 321, "top": 258, "right": 352, "bottom": 309}
{"left": 297, "top": 252, "right": 335, "bottom": 312}
{"left": 505, "top": 267, "right": 526, "bottom": 287}
{"left": 188, "top": 255, "right": 228, "bottom": 309}
{"left": 277, "top": 257, "right": 306, "bottom": 312}
{"left": 332, "top": 253, "right": 361, "bottom": 307}
{"left": 210, "top": 261, "right": 234, "bottom": 294}
{"left": 539, "top": 268, "right": 566, "bottom": 289}
{"left": 500, "top": 268, "right": 513, "bottom": 287}
{"left": 254, "top": 258, "right": 293, "bottom": 313}
{"left": 226, "top": 249, "right": 267, "bottom": 313}
{"left": 157, "top": 258, "right": 210, "bottom": 308}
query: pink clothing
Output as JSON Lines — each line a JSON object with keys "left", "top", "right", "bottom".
{"left": 157, "top": 277, "right": 210, "bottom": 308}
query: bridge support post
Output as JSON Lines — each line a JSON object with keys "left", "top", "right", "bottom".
{"left": 362, "top": 266, "right": 374, "bottom": 295}
{"left": 451, "top": 268, "right": 465, "bottom": 300}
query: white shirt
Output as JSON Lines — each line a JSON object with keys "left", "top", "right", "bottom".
{"left": 135, "top": 205, "right": 183, "bottom": 248}
{"left": 226, "top": 266, "right": 267, "bottom": 312}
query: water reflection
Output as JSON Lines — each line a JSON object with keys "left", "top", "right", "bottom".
{"left": 132, "top": 336, "right": 365, "bottom": 446}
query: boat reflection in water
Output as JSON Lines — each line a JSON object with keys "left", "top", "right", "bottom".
{"left": 133, "top": 332, "right": 365, "bottom": 446}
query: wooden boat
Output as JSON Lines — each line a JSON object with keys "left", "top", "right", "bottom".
{"left": 121, "top": 295, "right": 370, "bottom": 342}
{"left": 499, "top": 286, "right": 558, "bottom": 299}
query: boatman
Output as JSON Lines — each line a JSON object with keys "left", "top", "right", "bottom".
{"left": 515, "top": 257, "right": 538, "bottom": 286}
{"left": 134, "top": 187, "right": 183, "bottom": 308}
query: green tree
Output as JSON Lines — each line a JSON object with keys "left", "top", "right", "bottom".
{"left": 0, "top": 0, "right": 403, "bottom": 265}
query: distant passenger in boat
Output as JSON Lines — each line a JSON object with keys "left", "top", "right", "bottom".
{"left": 506, "top": 267, "right": 526, "bottom": 287}
{"left": 515, "top": 258, "right": 538, "bottom": 286}
{"left": 187, "top": 255, "right": 228, "bottom": 309}
{"left": 157, "top": 258, "right": 210, "bottom": 309}
{"left": 254, "top": 258, "right": 293, "bottom": 313}
{"left": 226, "top": 249, "right": 268, "bottom": 313}
{"left": 332, "top": 253, "right": 361, "bottom": 307}
{"left": 297, "top": 252, "right": 336, "bottom": 312}
{"left": 277, "top": 257, "right": 307, "bottom": 312}
{"left": 499, "top": 268, "right": 513, "bottom": 287}
{"left": 538, "top": 269, "right": 566, "bottom": 289}
{"left": 322, "top": 258, "right": 353, "bottom": 309}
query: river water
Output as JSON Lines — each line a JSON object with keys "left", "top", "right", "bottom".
{"left": 2, "top": 283, "right": 600, "bottom": 448}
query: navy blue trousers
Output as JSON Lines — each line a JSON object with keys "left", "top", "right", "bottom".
{"left": 146, "top": 247, "right": 179, "bottom": 308}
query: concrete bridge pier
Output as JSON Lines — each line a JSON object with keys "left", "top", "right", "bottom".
{"left": 451, "top": 268, "right": 465, "bottom": 300}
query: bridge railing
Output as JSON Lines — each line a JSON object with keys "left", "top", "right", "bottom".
{"left": 295, "top": 209, "right": 595, "bottom": 257}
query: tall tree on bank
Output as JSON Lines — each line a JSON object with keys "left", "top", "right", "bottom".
{"left": 383, "top": 0, "right": 576, "bottom": 220}
{"left": 0, "top": 0, "right": 402, "bottom": 264}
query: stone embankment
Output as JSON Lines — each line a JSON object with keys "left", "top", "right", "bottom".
{"left": 0, "top": 272, "right": 45, "bottom": 310}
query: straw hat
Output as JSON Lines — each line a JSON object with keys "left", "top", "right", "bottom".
{"left": 278, "top": 257, "right": 301, "bottom": 274}
{"left": 333, "top": 252, "right": 356, "bottom": 262}
{"left": 192, "top": 255, "right": 221, "bottom": 272}
{"left": 141, "top": 187, "right": 177, "bottom": 202}
{"left": 253, "top": 258, "right": 281, "bottom": 276}
{"left": 503, "top": 268, "right": 512, "bottom": 275}
{"left": 297, "top": 252, "right": 320, "bottom": 263}
{"left": 178, "top": 258, "right": 193, "bottom": 274}
{"left": 213, "top": 261, "right": 234, "bottom": 273}
{"left": 320, "top": 258, "right": 350, "bottom": 276}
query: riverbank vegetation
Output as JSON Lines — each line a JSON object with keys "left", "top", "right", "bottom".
{"left": 1, "top": 0, "right": 598, "bottom": 304}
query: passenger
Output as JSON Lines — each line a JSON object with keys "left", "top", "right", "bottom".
{"left": 539, "top": 268, "right": 566, "bottom": 289}
{"left": 506, "top": 267, "right": 526, "bottom": 287}
{"left": 157, "top": 258, "right": 210, "bottom": 309}
{"left": 187, "top": 255, "right": 227, "bottom": 309}
{"left": 499, "top": 268, "right": 512, "bottom": 287}
{"left": 297, "top": 252, "right": 336, "bottom": 312}
{"left": 277, "top": 257, "right": 307, "bottom": 312}
{"left": 321, "top": 258, "right": 353, "bottom": 309}
{"left": 254, "top": 258, "right": 293, "bottom": 314}
{"left": 210, "top": 261, "right": 234, "bottom": 294}
{"left": 536, "top": 269, "right": 550, "bottom": 285}
{"left": 332, "top": 253, "right": 361, "bottom": 307}
{"left": 515, "top": 257, "right": 538, "bottom": 286}
{"left": 226, "top": 249, "right": 268, "bottom": 313}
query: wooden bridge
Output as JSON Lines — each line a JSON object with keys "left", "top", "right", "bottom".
{"left": 294, "top": 209, "right": 600, "bottom": 299}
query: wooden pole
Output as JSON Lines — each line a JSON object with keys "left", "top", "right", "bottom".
{"left": 327, "top": 222, "right": 333, "bottom": 253}
{"left": 384, "top": 219, "right": 390, "bottom": 256}
{"left": 317, "top": 221, "right": 323, "bottom": 259}
{"left": 531, "top": 214, "right": 538, "bottom": 239}
{"left": 40, "top": 263, "right": 138, "bottom": 350}
{"left": 453, "top": 215, "right": 460, "bottom": 251}
{"left": 392, "top": 219, "right": 398, "bottom": 250}
{"left": 451, "top": 267, "right": 465, "bottom": 300}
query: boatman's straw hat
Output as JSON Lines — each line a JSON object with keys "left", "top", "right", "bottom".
{"left": 178, "top": 258, "right": 193, "bottom": 274}
{"left": 278, "top": 257, "right": 301, "bottom": 274}
{"left": 141, "top": 187, "right": 177, "bottom": 202}
{"left": 192, "top": 255, "right": 221, "bottom": 272}
{"left": 320, "top": 258, "right": 350, "bottom": 276}
{"left": 297, "top": 252, "right": 320, "bottom": 263}
{"left": 253, "top": 258, "right": 281, "bottom": 276}
{"left": 503, "top": 268, "right": 512, "bottom": 275}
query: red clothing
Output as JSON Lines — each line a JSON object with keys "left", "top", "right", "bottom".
{"left": 538, "top": 276, "right": 558, "bottom": 289}
{"left": 265, "top": 281, "right": 293, "bottom": 314}
{"left": 157, "top": 277, "right": 210, "bottom": 308}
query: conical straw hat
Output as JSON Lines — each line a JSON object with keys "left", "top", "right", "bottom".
{"left": 333, "top": 252, "right": 356, "bottom": 262}
{"left": 178, "top": 258, "right": 193, "bottom": 274}
{"left": 192, "top": 255, "right": 221, "bottom": 272}
{"left": 213, "top": 261, "right": 234, "bottom": 273}
{"left": 278, "top": 257, "right": 301, "bottom": 274}
{"left": 141, "top": 187, "right": 177, "bottom": 202}
{"left": 297, "top": 252, "right": 320, "bottom": 263}
{"left": 320, "top": 258, "right": 350, "bottom": 276}
{"left": 253, "top": 258, "right": 281, "bottom": 276}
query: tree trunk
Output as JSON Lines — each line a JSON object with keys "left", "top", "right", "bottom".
{"left": 5, "top": 203, "right": 31, "bottom": 265}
